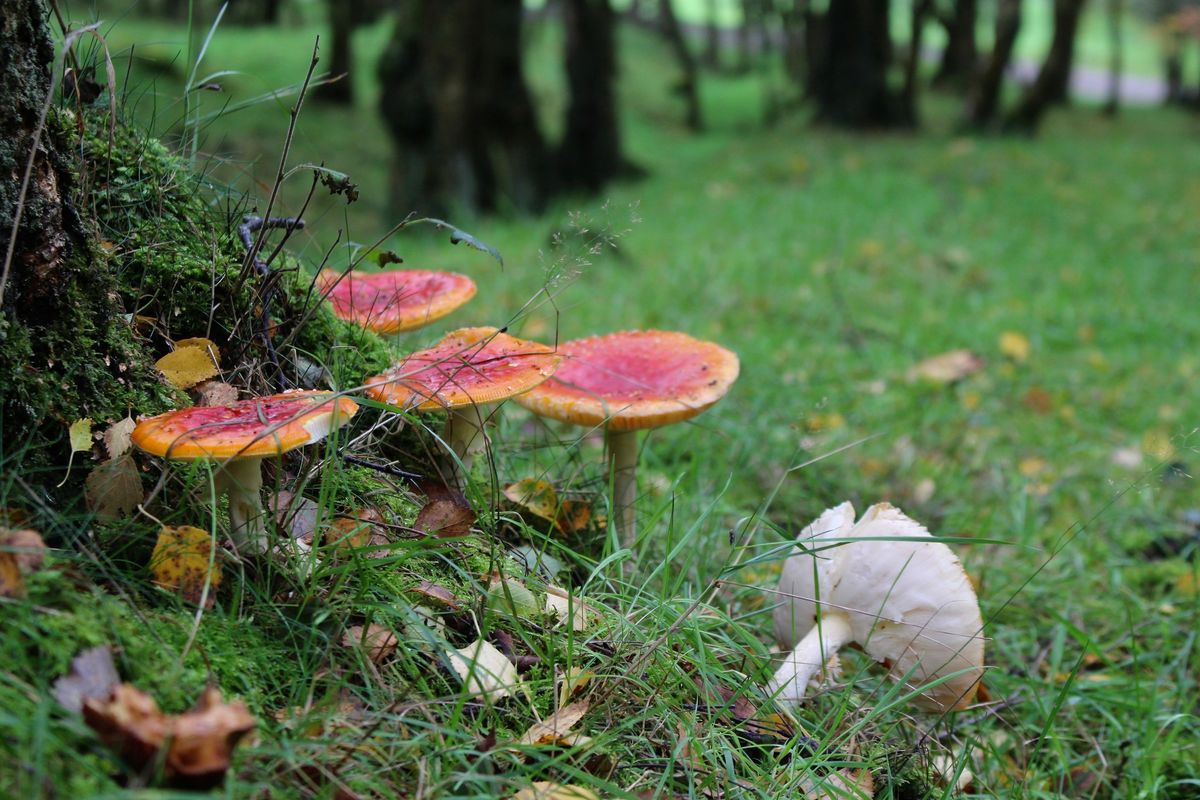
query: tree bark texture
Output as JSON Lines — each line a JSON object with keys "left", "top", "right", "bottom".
{"left": 377, "top": 0, "right": 551, "bottom": 215}
{"left": 933, "top": 0, "right": 978, "bottom": 90}
{"left": 963, "top": 0, "right": 1021, "bottom": 129}
{"left": 658, "top": 0, "right": 705, "bottom": 131}
{"left": 1004, "top": 0, "right": 1088, "bottom": 131}
{"left": 559, "top": 0, "right": 623, "bottom": 193}
{"left": 1, "top": 0, "right": 167, "bottom": 468}
{"left": 315, "top": 0, "right": 354, "bottom": 104}
{"left": 806, "top": 0, "right": 909, "bottom": 128}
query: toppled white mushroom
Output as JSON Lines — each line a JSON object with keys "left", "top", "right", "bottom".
{"left": 770, "top": 502, "right": 984, "bottom": 712}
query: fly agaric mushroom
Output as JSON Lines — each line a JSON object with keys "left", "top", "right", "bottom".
{"left": 317, "top": 268, "right": 476, "bottom": 335}
{"left": 365, "top": 327, "right": 560, "bottom": 474}
{"left": 513, "top": 330, "right": 739, "bottom": 547}
{"left": 770, "top": 502, "right": 985, "bottom": 712}
{"left": 132, "top": 390, "right": 358, "bottom": 555}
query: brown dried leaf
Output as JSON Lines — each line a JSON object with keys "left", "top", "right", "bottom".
{"left": 84, "top": 684, "right": 254, "bottom": 789}
{"left": 518, "top": 701, "right": 589, "bottom": 746}
{"left": 150, "top": 526, "right": 221, "bottom": 606}
{"left": 1, "top": 527, "right": 45, "bottom": 573}
{"left": 907, "top": 349, "right": 984, "bottom": 384}
{"left": 269, "top": 490, "right": 320, "bottom": 544}
{"left": 325, "top": 509, "right": 390, "bottom": 557}
{"left": 195, "top": 380, "right": 239, "bottom": 407}
{"left": 0, "top": 552, "right": 24, "bottom": 598}
{"left": 415, "top": 499, "right": 475, "bottom": 538}
{"left": 156, "top": 345, "right": 219, "bottom": 389}
{"left": 511, "top": 783, "right": 599, "bottom": 800}
{"left": 411, "top": 580, "right": 461, "bottom": 609}
{"left": 102, "top": 417, "right": 136, "bottom": 460}
{"left": 85, "top": 454, "right": 143, "bottom": 519}
{"left": 342, "top": 624, "right": 399, "bottom": 663}
{"left": 52, "top": 645, "right": 120, "bottom": 714}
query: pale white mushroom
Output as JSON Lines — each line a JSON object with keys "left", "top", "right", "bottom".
{"left": 769, "top": 502, "right": 984, "bottom": 712}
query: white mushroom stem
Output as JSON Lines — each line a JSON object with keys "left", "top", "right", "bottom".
{"left": 768, "top": 611, "right": 854, "bottom": 705}
{"left": 443, "top": 405, "right": 488, "bottom": 475}
{"left": 605, "top": 428, "right": 639, "bottom": 548}
{"left": 211, "top": 457, "right": 268, "bottom": 555}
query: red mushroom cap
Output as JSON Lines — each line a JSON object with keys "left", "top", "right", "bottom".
{"left": 317, "top": 269, "right": 476, "bottom": 334}
{"left": 365, "top": 327, "right": 561, "bottom": 411}
{"left": 513, "top": 330, "right": 739, "bottom": 431}
{"left": 131, "top": 390, "right": 359, "bottom": 460}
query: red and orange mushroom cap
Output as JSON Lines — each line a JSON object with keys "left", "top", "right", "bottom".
{"left": 365, "top": 327, "right": 561, "bottom": 411}
{"left": 514, "top": 330, "right": 739, "bottom": 431}
{"left": 317, "top": 268, "right": 476, "bottom": 335}
{"left": 132, "top": 390, "right": 359, "bottom": 460}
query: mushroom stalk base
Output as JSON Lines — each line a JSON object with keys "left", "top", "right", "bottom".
{"left": 606, "top": 428, "right": 639, "bottom": 549}
{"left": 768, "top": 612, "right": 853, "bottom": 706}
{"left": 212, "top": 457, "right": 268, "bottom": 556}
{"left": 444, "top": 405, "right": 487, "bottom": 477}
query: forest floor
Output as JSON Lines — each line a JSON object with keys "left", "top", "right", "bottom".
{"left": 4, "top": 8, "right": 1200, "bottom": 799}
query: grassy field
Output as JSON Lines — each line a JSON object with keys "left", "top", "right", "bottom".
{"left": 5, "top": 6, "right": 1200, "bottom": 798}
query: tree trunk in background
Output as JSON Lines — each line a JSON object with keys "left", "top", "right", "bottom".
{"left": 934, "top": 0, "right": 978, "bottom": 90}
{"left": 659, "top": 0, "right": 705, "bottom": 131}
{"left": 704, "top": 0, "right": 722, "bottom": 68}
{"left": 1102, "top": 0, "right": 1122, "bottom": 115}
{"left": 1, "top": 0, "right": 163, "bottom": 463}
{"left": 377, "top": 0, "right": 550, "bottom": 215}
{"left": 901, "top": 0, "right": 933, "bottom": 126}
{"left": 559, "top": 0, "right": 623, "bottom": 192}
{"left": 1004, "top": 0, "right": 1088, "bottom": 131}
{"left": 628, "top": 0, "right": 649, "bottom": 20}
{"left": 316, "top": 0, "right": 354, "bottom": 104}
{"left": 963, "top": 0, "right": 1021, "bottom": 128}
{"left": 1164, "top": 39, "right": 1182, "bottom": 105}
{"left": 807, "top": 0, "right": 908, "bottom": 128}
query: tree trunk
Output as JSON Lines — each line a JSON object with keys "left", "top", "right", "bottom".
{"left": 1164, "top": 41, "right": 1183, "bottom": 105}
{"left": 901, "top": 0, "right": 934, "bottom": 126}
{"left": 704, "top": 0, "right": 722, "bottom": 68}
{"left": 1, "top": 0, "right": 167, "bottom": 471}
{"left": 934, "top": 0, "right": 978, "bottom": 90}
{"left": 377, "top": 0, "right": 551, "bottom": 215}
{"left": 658, "top": 0, "right": 705, "bottom": 131}
{"left": 315, "top": 0, "right": 354, "bottom": 104}
{"left": 1004, "top": 0, "right": 1088, "bottom": 131}
{"left": 559, "top": 0, "right": 623, "bottom": 192}
{"left": 807, "top": 0, "right": 908, "bottom": 128}
{"left": 963, "top": 0, "right": 1021, "bottom": 129}
{"left": 1102, "top": 0, "right": 1122, "bottom": 115}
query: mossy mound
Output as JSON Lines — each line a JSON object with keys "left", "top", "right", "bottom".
{"left": 1, "top": 112, "right": 391, "bottom": 486}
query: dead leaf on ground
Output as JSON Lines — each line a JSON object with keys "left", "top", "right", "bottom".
{"left": 269, "top": 490, "right": 320, "bottom": 544}
{"left": 195, "top": 380, "right": 239, "bottom": 407}
{"left": 52, "top": 645, "right": 121, "bottom": 714}
{"left": 325, "top": 508, "right": 390, "bottom": 557}
{"left": 545, "top": 585, "right": 593, "bottom": 631}
{"left": 342, "top": 624, "right": 399, "bottom": 663}
{"left": 558, "top": 668, "right": 592, "bottom": 707}
{"left": 156, "top": 342, "right": 220, "bottom": 389}
{"left": 511, "top": 783, "right": 599, "bottom": 800}
{"left": 69, "top": 418, "right": 94, "bottom": 453}
{"left": 150, "top": 525, "right": 221, "bottom": 606}
{"left": 448, "top": 639, "right": 520, "bottom": 701}
{"left": 411, "top": 580, "right": 461, "bottom": 609}
{"left": 518, "top": 701, "right": 589, "bottom": 747}
{"left": 102, "top": 417, "right": 136, "bottom": 460}
{"left": 503, "top": 478, "right": 592, "bottom": 535}
{"left": 1022, "top": 386, "right": 1054, "bottom": 414}
{"left": 999, "top": 330, "right": 1031, "bottom": 362}
{"left": 85, "top": 454, "right": 143, "bottom": 519}
{"left": 414, "top": 499, "right": 475, "bottom": 538}
{"left": 83, "top": 684, "right": 255, "bottom": 789}
{"left": 907, "top": 349, "right": 985, "bottom": 384}
{"left": 803, "top": 768, "right": 875, "bottom": 800}
{"left": 0, "top": 551, "right": 25, "bottom": 598}
{"left": 1, "top": 527, "right": 45, "bottom": 573}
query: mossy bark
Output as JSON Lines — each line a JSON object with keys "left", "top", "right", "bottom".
{"left": 1, "top": 4, "right": 389, "bottom": 484}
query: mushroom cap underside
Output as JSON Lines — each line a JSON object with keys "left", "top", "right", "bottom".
{"left": 132, "top": 390, "right": 359, "bottom": 460}
{"left": 773, "top": 502, "right": 985, "bottom": 710}
{"left": 364, "top": 327, "right": 561, "bottom": 411}
{"left": 317, "top": 268, "right": 476, "bottom": 334}
{"left": 513, "top": 330, "right": 740, "bottom": 431}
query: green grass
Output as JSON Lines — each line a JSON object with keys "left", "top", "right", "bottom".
{"left": 6, "top": 6, "right": 1200, "bottom": 798}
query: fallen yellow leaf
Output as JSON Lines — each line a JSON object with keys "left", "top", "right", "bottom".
{"left": 156, "top": 345, "right": 220, "bottom": 389}
{"left": 998, "top": 331, "right": 1030, "bottom": 362}
{"left": 150, "top": 525, "right": 221, "bottom": 606}
{"left": 518, "top": 700, "right": 589, "bottom": 746}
